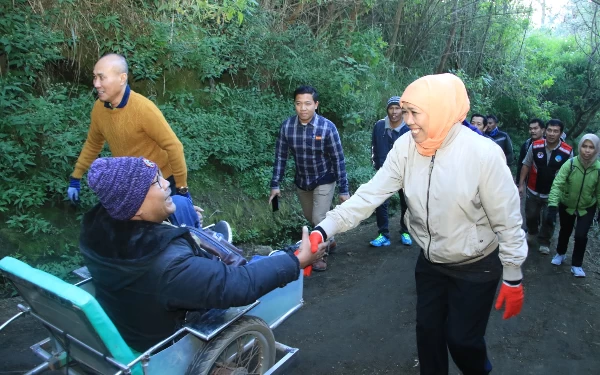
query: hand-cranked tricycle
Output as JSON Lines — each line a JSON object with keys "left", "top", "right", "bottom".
{"left": 0, "top": 253, "right": 304, "bottom": 375}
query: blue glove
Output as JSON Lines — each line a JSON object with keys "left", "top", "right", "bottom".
{"left": 68, "top": 177, "right": 80, "bottom": 204}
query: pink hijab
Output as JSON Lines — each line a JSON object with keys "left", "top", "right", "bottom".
{"left": 400, "top": 73, "right": 470, "bottom": 156}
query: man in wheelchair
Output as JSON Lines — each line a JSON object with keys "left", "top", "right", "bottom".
{"left": 80, "top": 156, "right": 325, "bottom": 352}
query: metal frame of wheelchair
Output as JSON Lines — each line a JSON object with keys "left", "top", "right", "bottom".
{"left": 0, "top": 256, "right": 304, "bottom": 375}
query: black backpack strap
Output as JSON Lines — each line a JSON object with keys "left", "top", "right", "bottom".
{"left": 565, "top": 157, "right": 575, "bottom": 184}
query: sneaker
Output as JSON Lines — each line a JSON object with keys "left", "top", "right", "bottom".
{"left": 539, "top": 245, "right": 550, "bottom": 255}
{"left": 401, "top": 232, "right": 413, "bottom": 246}
{"left": 526, "top": 233, "right": 536, "bottom": 242}
{"left": 212, "top": 220, "right": 232, "bottom": 243}
{"left": 551, "top": 254, "right": 566, "bottom": 266}
{"left": 571, "top": 266, "right": 586, "bottom": 278}
{"left": 370, "top": 234, "right": 391, "bottom": 247}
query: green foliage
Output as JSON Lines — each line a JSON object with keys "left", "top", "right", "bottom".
{"left": 342, "top": 130, "right": 375, "bottom": 192}
{"left": 0, "top": 0, "right": 64, "bottom": 82}
{"left": 155, "top": 0, "right": 257, "bottom": 25}
{"left": 37, "top": 252, "right": 84, "bottom": 281}
{"left": 5, "top": 214, "right": 55, "bottom": 235}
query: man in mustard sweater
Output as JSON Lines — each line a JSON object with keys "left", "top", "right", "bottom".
{"left": 67, "top": 54, "right": 190, "bottom": 204}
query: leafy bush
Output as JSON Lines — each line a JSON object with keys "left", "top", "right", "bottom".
{"left": 0, "top": 0, "right": 63, "bottom": 82}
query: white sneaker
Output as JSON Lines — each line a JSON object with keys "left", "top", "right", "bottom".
{"left": 539, "top": 245, "right": 550, "bottom": 255}
{"left": 551, "top": 254, "right": 565, "bottom": 265}
{"left": 526, "top": 233, "right": 536, "bottom": 242}
{"left": 571, "top": 267, "right": 586, "bottom": 278}
{"left": 212, "top": 220, "right": 232, "bottom": 243}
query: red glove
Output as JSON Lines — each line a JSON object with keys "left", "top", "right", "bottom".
{"left": 309, "top": 231, "right": 323, "bottom": 252}
{"left": 302, "top": 230, "right": 324, "bottom": 276}
{"left": 495, "top": 281, "right": 524, "bottom": 319}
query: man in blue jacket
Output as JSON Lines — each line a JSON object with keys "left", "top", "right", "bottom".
{"left": 485, "top": 114, "right": 514, "bottom": 166}
{"left": 79, "top": 157, "right": 324, "bottom": 352}
{"left": 369, "top": 96, "right": 412, "bottom": 247}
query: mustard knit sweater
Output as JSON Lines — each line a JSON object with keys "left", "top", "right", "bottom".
{"left": 72, "top": 91, "right": 187, "bottom": 187}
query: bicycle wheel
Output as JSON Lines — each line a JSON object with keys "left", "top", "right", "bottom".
{"left": 186, "top": 316, "right": 276, "bottom": 375}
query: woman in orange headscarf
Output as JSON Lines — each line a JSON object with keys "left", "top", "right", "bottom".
{"left": 310, "top": 74, "right": 527, "bottom": 374}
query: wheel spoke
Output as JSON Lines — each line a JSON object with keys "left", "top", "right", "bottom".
{"left": 188, "top": 317, "right": 274, "bottom": 375}
{"left": 209, "top": 334, "right": 264, "bottom": 374}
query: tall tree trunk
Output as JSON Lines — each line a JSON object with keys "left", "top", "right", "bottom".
{"left": 454, "top": 16, "right": 466, "bottom": 70}
{"left": 435, "top": 0, "right": 459, "bottom": 74}
{"left": 568, "top": 99, "right": 600, "bottom": 140}
{"left": 386, "top": 0, "right": 406, "bottom": 59}
{"left": 260, "top": 0, "right": 271, "bottom": 11}
{"left": 402, "top": 0, "right": 438, "bottom": 68}
{"left": 474, "top": 2, "right": 494, "bottom": 75}
{"left": 286, "top": 1, "right": 306, "bottom": 25}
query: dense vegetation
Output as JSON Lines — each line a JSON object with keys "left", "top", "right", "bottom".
{"left": 0, "top": 0, "right": 599, "bottom": 279}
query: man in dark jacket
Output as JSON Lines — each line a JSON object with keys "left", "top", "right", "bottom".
{"left": 369, "top": 96, "right": 412, "bottom": 247}
{"left": 80, "top": 157, "right": 324, "bottom": 352}
{"left": 486, "top": 114, "right": 514, "bottom": 166}
{"left": 470, "top": 113, "right": 491, "bottom": 138}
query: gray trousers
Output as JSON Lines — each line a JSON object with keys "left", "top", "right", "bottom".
{"left": 525, "top": 191, "right": 555, "bottom": 246}
{"left": 296, "top": 182, "right": 336, "bottom": 227}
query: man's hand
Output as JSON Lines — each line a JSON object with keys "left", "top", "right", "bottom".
{"left": 339, "top": 194, "right": 350, "bottom": 203}
{"left": 518, "top": 184, "right": 525, "bottom": 198}
{"left": 194, "top": 205, "right": 204, "bottom": 227}
{"left": 269, "top": 188, "right": 281, "bottom": 205}
{"left": 67, "top": 177, "right": 81, "bottom": 204}
{"left": 546, "top": 206, "right": 558, "bottom": 226}
{"left": 296, "top": 226, "right": 327, "bottom": 269}
{"left": 178, "top": 190, "right": 192, "bottom": 201}
{"left": 495, "top": 281, "right": 524, "bottom": 320}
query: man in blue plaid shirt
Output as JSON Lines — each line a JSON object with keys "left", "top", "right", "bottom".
{"left": 269, "top": 86, "right": 350, "bottom": 271}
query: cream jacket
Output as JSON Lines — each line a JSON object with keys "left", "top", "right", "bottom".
{"left": 319, "top": 124, "right": 527, "bottom": 281}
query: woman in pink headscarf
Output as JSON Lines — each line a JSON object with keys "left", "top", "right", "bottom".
{"left": 309, "top": 74, "right": 527, "bottom": 374}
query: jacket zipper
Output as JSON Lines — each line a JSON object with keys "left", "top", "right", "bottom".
{"left": 574, "top": 166, "right": 588, "bottom": 214}
{"left": 426, "top": 154, "right": 436, "bottom": 260}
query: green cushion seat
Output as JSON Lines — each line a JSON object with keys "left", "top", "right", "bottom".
{"left": 0, "top": 256, "right": 142, "bottom": 375}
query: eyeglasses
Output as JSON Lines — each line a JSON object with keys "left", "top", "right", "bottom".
{"left": 151, "top": 172, "right": 164, "bottom": 189}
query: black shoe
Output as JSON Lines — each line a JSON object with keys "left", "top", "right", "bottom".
{"left": 212, "top": 221, "right": 232, "bottom": 243}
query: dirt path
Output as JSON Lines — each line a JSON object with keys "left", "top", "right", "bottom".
{"left": 1, "top": 221, "right": 599, "bottom": 374}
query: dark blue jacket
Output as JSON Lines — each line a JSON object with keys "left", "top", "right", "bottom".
{"left": 80, "top": 204, "right": 299, "bottom": 352}
{"left": 486, "top": 128, "right": 514, "bottom": 166}
{"left": 371, "top": 119, "right": 410, "bottom": 170}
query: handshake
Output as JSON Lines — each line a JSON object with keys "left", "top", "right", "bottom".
{"left": 296, "top": 226, "right": 327, "bottom": 276}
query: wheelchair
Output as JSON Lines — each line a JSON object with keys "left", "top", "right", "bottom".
{"left": 0, "top": 255, "right": 303, "bottom": 375}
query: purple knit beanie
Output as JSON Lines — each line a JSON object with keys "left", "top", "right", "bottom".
{"left": 88, "top": 157, "right": 159, "bottom": 220}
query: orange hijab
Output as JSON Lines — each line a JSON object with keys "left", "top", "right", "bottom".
{"left": 400, "top": 73, "right": 470, "bottom": 156}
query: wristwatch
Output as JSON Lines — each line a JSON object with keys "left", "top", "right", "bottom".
{"left": 177, "top": 186, "right": 189, "bottom": 194}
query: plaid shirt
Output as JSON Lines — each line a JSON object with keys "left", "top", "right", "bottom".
{"left": 271, "top": 114, "right": 349, "bottom": 195}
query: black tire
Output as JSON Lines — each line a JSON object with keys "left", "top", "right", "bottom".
{"left": 186, "top": 316, "right": 276, "bottom": 375}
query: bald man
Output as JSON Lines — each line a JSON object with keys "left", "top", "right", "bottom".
{"left": 67, "top": 54, "right": 190, "bottom": 204}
